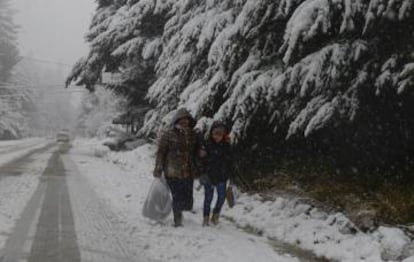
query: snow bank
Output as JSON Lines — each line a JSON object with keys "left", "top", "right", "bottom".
{"left": 225, "top": 194, "right": 383, "bottom": 261}
{"left": 0, "top": 138, "right": 50, "bottom": 167}
{"left": 0, "top": 138, "right": 46, "bottom": 148}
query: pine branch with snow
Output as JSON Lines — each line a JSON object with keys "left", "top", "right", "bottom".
{"left": 70, "top": 0, "right": 414, "bottom": 167}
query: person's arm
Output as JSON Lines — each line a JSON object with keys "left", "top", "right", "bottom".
{"left": 197, "top": 141, "right": 211, "bottom": 185}
{"left": 192, "top": 131, "right": 206, "bottom": 178}
{"left": 154, "top": 131, "right": 169, "bottom": 178}
{"left": 226, "top": 144, "right": 235, "bottom": 181}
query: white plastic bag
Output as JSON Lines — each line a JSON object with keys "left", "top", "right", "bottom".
{"left": 142, "top": 177, "right": 172, "bottom": 221}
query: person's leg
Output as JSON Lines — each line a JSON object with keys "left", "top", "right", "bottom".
{"left": 182, "top": 177, "right": 194, "bottom": 211}
{"left": 166, "top": 178, "right": 183, "bottom": 227}
{"left": 212, "top": 182, "right": 227, "bottom": 224}
{"left": 213, "top": 182, "right": 227, "bottom": 214}
{"left": 166, "top": 178, "right": 179, "bottom": 213}
{"left": 203, "top": 183, "right": 214, "bottom": 224}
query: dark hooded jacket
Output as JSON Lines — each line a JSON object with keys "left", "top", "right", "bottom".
{"left": 154, "top": 108, "right": 199, "bottom": 179}
{"left": 199, "top": 122, "right": 234, "bottom": 185}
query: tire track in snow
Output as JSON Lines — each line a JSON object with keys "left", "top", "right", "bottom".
{"left": 62, "top": 155, "right": 148, "bottom": 262}
{"left": 0, "top": 146, "right": 81, "bottom": 262}
{"left": 27, "top": 151, "right": 81, "bottom": 262}
{"left": 0, "top": 145, "right": 58, "bottom": 262}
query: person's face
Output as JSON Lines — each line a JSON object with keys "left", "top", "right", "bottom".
{"left": 211, "top": 128, "right": 225, "bottom": 143}
{"left": 177, "top": 117, "right": 190, "bottom": 128}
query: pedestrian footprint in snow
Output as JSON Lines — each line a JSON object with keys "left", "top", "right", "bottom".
{"left": 153, "top": 108, "right": 199, "bottom": 227}
{"left": 198, "top": 122, "right": 234, "bottom": 226}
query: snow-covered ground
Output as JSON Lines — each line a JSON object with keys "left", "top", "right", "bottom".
{"left": 0, "top": 138, "right": 51, "bottom": 166}
{"left": 0, "top": 138, "right": 413, "bottom": 261}
{"left": 69, "top": 139, "right": 298, "bottom": 262}
{"left": 0, "top": 138, "right": 47, "bottom": 149}
{"left": 69, "top": 139, "right": 414, "bottom": 262}
{"left": 0, "top": 145, "right": 55, "bottom": 251}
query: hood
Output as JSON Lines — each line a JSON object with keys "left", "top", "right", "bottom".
{"left": 172, "top": 108, "right": 196, "bottom": 127}
{"left": 209, "top": 121, "right": 231, "bottom": 144}
{"left": 209, "top": 121, "right": 229, "bottom": 135}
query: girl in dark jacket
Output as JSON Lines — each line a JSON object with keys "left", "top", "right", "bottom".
{"left": 199, "top": 122, "right": 233, "bottom": 226}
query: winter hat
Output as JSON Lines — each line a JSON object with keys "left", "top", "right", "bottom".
{"left": 210, "top": 121, "right": 228, "bottom": 134}
{"left": 172, "top": 108, "right": 196, "bottom": 128}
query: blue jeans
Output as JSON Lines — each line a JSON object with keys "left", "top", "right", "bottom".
{"left": 203, "top": 182, "right": 226, "bottom": 217}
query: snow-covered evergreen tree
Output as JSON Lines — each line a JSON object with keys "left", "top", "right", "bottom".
{"left": 70, "top": 0, "right": 414, "bottom": 168}
{"left": 0, "top": 0, "right": 26, "bottom": 139}
{"left": 76, "top": 86, "right": 126, "bottom": 137}
{"left": 0, "top": 0, "right": 19, "bottom": 81}
{"left": 66, "top": 0, "right": 166, "bottom": 118}
{"left": 0, "top": 63, "right": 33, "bottom": 139}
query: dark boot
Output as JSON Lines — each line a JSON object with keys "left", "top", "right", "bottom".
{"left": 211, "top": 213, "right": 220, "bottom": 225}
{"left": 174, "top": 212, "right": 183, "bottom": 227}
{"left": 203, "top": 216, "right": 210, "bottom": 227}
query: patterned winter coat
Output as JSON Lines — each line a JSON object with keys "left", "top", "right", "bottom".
{"left": 154, "top": 109, "right": 199, "bottom": 179}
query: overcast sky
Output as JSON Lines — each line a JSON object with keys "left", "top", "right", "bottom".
{"left": 11, "top": 0, "right": 97, "bottom": 109}
{"left": 12, "top": 0, "right": 96, "bottom": 67}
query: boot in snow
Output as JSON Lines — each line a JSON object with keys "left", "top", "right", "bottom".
{"left": 203, "top": 216, "right": 210, "bottom": 227}
{"left": 211, "top": 213, "right": 220, "bottom": 225}
{"left": 174, "top": 212, "right": 183, "bottom": 227}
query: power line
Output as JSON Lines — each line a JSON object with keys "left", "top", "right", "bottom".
{"left": 0, "top": 81, "right": 66, "bottom": 86}
{"left": 0, "top": 81, "right": 82, "bottom": 90}
{"left": 0, "top": 85, "right": 81, "bottom": 90}
{"left": 19, "top": 56, "right": 74, "bottom": 67}
{"left": 0, "top": 90, "right": 87, "bottom": 98}
{"left": 0, "top": 85, "right": 65, "bottom": 89}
